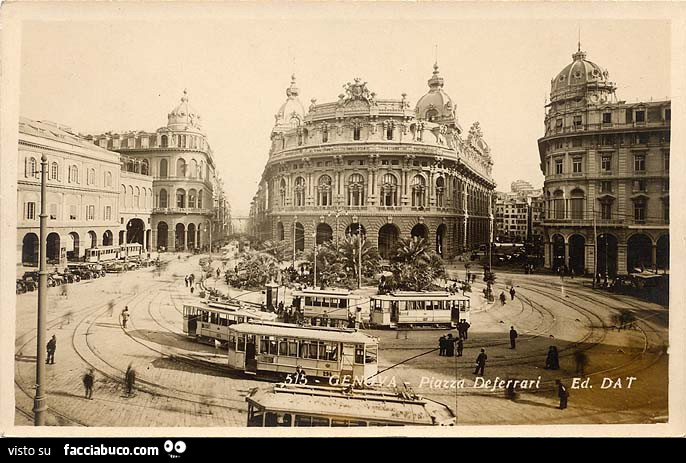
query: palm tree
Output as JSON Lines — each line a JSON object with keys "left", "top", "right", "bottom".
{"left": 393, "top": 237, "right": 429, "bottom": 265}
{"left": 337, "top": 234, "right": 381, "bottom": 278}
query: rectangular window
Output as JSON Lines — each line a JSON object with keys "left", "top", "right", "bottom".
{"left": 602, "top": 112, "right": 612, "bottom": 124}
{"left": 634, "top": 203, "right": 646, "bottom": 222}
{"left": 573, "top": 115, "right": 582, "bottom": 127}
{"left": 634, "top": 154, "right": 646, "bottom": 172}
{"left": 633, "top": 180, "right": 646, "bottom": 192}
{"left": 555, "top": 118, "right": 563, "bottom": 128}
{"left": 637, "top": 133, "right": 649, "bottom": 144}
{"left": 635, "top": 110, "right": 646, "bottom": 123}
{"left": 572, "top": 138, "right": 582, "bottom": 147}
{"left": 86, "top": 205, "right": 95, "bottom": 221}
{"left": 601, "top": 181, "right": 612, "bottom": 193}
{"left": 49, "top": 203, "right": 57, "bottom": 220}
{"left": 69, "top": 205, "right": 77, "bottom": 220}
{"left": 555, "top": 159, "right": 563, "bottom": 175}
{"left": 104, "top": 206, "right": 112, "bottom": 221}
{"left": 601, "top": 202, "right": 612, "bottom": 220}
{"left": 573, "top": 157, "right": 582, "bottom": 173}
{"left": 26, "top": 202, "right": 36, "bottom": 220}
{"left": 601, "top": 155, "right": 612, "bottom": 172}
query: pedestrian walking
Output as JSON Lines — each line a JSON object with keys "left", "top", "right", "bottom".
{"left": 125, "top": 364, "right": 136, "bottom": 396}
{"left": 216, "top": 268, "right": 220, "bottom": 279}
{"left": 185, "top": 275, "right": 189, "bottom": 287}
{"left": 121, "top": 307, "right": 130, "bottom": 329}
{"left": 474, "top": 348, "right": 487, "bottom": 376}
{"left": 46, "top": 335, "right": 56, "bottom": 364}
{"left": 462, "top": 321, "right": 471, "bottom": 340}
{"left": 82, "top": 368, "right": 95, "bottom": 399}
{"left": 509, "top": 286, "right": 516, "bottom": 301}
{"left": 456, "top": 338, "right": 464, "bottom": 357}
{"left": 574, "top": 351, "right": 588, "bottom": 376}
{"left": 509, "top": 326, "right": 518, "bottom": 349}
{"left": 556, "top": 379, "right": 569, "bottom": 409}
{"left": 499, "top": 292, "right": 507, "bottom": 305}
{"left": 439, "top": 335, "right": 446, "bottom": 356}
{"left": 446, "top": 334, "right": 455, "bottom": 357}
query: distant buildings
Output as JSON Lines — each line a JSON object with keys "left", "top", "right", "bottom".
{"left": 494, "top": 182, "right": 543, "bottom": 244}
{"left": 538, "top": 47, "right": 670, "bottom": 275}
{"left": 249, "top": 66, "right": 496, "bottom": 259}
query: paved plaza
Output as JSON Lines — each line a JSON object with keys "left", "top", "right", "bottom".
{"left": 14, "top": 254, "right": 668, "bottom": 427}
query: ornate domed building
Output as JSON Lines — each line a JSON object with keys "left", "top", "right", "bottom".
{"left": 88, "top": 90, "right": 219, "bottom": 251}
{"left": 250, "top": 65, "right": 496, "bottom": 259}
{"left": 538, "top": 47, "right": 670, "bottom": 276}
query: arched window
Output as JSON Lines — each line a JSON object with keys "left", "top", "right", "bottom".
{"left": 176, "top": 158, "right": 186, "bottom": 177}
{"left": 69, "top": 165, "right": 79, "bottom": 183}
{"left": 134, "top": 187, "right": 140, "bottom": 208}
{"left": 386, "top": 123, "right": 394, "bottom": 140}
{"left": 159, "top": 159, "right": 168, "bottom": 178}
{"left": 104, "top": 171, "right": 112, "bottom": 187}
{"left": 348, "top": 173, "right": 365, "bottom": 206}
{"left": 279, "top": 179, "right": 287, "bottom": 207}
{"left": 381, "top": 174, "right": 398, "bottom": 207}
{"left": 141, "top": 160, "right": 149, "bottom": 175}
{"left": 411, "top": 175, "right": 426, "bottom": 207}
{"left": 51, "top": 162, "right": 59, "bottom": 181}
{"left": 161, "top": 135, "right": 168, "bottom": 148}
{"left": 188, "top": 189, "right": 197, "bottom": 208}
{"left": 199, "top": 161, "right": 204, "bottom": 179}
{"left": 553, "top": 190, "right": 565, "bottom": 220}
{"left": 436, "top": 177, "right": 445, "bottom": 207}
{"left": 176, "top": 189, "right": 186, "bottom": 209}
{"left": 26, "top": 157, "right": 38, "bottom": 178}
{"left": 317, "top": 175, "right": 332, "bottom": 206}
{"left": 128, "top": 185, "right": 134, "bottom": 208}
{"left": 322, "top": 126, "right": 329, "bottom": 143}
{"left": 426, "top": 109, "right": 439, "bottom": 121}
{"left": 121, "top": 185, "right": 126, "bottom": 207}
{"left": 159, "top": 189, "right": 168, "bottom": 208}
{"left": 294, "top": 177, "right": 306, "bottom": 207}
{"left": 570, "top": 188, "right": 585, "bottom": 220}
{"left": 198, "top": 190, "right": 203, "bottom": 209}
{"left": 190, "top": 159, "right": 198, "bottom": 178}
{"left": 88, "top": 168, "right": 96, "bottom": 185}
{"left": 353, "top": 126, "right": 361, "bottom": 141}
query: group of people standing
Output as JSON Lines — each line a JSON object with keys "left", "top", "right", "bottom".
{"left": 184, "top": 273, "right": 196, "bottom": 294}
{"left": 438, "top": 334, "right": 463, "bottom": 357}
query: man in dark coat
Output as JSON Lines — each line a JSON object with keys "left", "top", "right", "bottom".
{"left": 446, "top": 334, "right": 455, "bottom": 357}
{"left": 509, "top": 326, "right": 518, "bottom": 349}
{"left": 474, "top": 348, "right": 487, "bottom": 375}
{"left": 500, "top": 292, "right": 507, "bottom": 305}
{"left": 509, "top": 286, "right": 516, "bottom": 301}
{"left": 46, "top": 335, "right": 56, "bottom": 364}
{"left": 462, "top": 321, "right": 471, "bottom": 340}
{"left": 556, "top": 379, "right": 569, "bottom": 409}
{"left": 456, "top": 338, "right": 464, "bottom": 357}
{"left": 125, "top": 364, "right": 136, "bottom": 396}
{"left": 83, "top": 368, "right": 95, "bottom": 399}
{"left": 439, "top": 335, "right": 446, "bottom": 356}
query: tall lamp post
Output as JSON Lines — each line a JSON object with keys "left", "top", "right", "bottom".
{"left": 34, "top": 155, "right": 48, "bottom": 425}
{"left": 327, "top": 208, "right": 348, "bottom": 249}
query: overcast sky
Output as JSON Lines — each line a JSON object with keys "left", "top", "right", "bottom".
{"left": 18, "top": 5, "right": 671, "bottom": 216}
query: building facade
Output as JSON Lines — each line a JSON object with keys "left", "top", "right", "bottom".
{"left": 538, "top": 48, "right": 670, "bottom": 276}
{"left": 88, "top": 90, "right": 220, "bottom": 252}
{"left": 250, "top": 67, "right": 496, "bottom": 259}
{"left": 16, "top": 118, "right": 151, "bottom": 267}
{"left": 494, "top": 186, "right": 543, "bottom": 243}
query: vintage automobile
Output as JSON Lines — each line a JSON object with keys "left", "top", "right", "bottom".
{"left": 16, "top": 279, "right": 27, "bottom": 294}
{"left": 67, "top": 264, "right": 96, "bottom": 280}
{"left": 61, "top": 268, "right": 81, "bottom": 283}
{"left": 105, "top": 262, "right": 125, "bottom": 273}
{"left": 23, "top": 271, "right": 56, "bottom": 287}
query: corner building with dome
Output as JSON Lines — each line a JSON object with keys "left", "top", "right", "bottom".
{"left": 88, "top": 90, "right": 217, "bottom": 252}
{"left": 250, "top": 66, "right": 496, "bottom": 259}
{"left": 538, "top": 48, "right": 670, "bottom": 276}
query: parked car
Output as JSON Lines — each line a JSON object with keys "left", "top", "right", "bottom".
{"left": 105, "top": 262, "right": 125, "bottom": 273}
{"left": 22, "top": 271, "right": 56, "bottom": 287}
{"left": 61, "top": 268, "right": 81, "bottom": 283}
{"left": 67, "top": 264, "right": 95, "bottom": 280}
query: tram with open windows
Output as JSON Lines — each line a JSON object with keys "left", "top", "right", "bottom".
{"left": 246, "top": 383, "right": 456, "bottom": 427}
{"left": 182, "top": 303, "right": 278, "bottom": 343}
{"left": 85, "top": 243, "right": 144, "bottom": 263}
{"left": 226, "top": 322, "right": 378, "bottom": 381}
{"left": 291, "top": 288, "right": 368, "bottom": 328}
{"left": 369, "top": 291, "right": 470, "bottom": 328}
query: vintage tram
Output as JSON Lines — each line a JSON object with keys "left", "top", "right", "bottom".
{"left": 183, "top": 303, "right": 277, "bottom": 343}
{"left": 226, "top": 322, "right": 378, "bottom": 381}
{"left": 291, "top": 288, "right": 368, "bottom": 328}
{"left": 370, "top": 291, "right": 470, "bottom": 328}
{"left": 246, "top": 383, "right": 456, "bottom": 427}
{"left": 85, "top": 243, "right": 143, "bottom": 263}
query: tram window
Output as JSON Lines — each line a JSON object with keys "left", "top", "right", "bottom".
{"left": 318, "top": 342, "right": 329, "bottom": 360}
{"left": 304, "top": 297, "right": 312, "bottom": 306}
{"left": 365, "top": 345, "right": 378, "bottom": 364}
{"left": 220, "top": 314, "right": 228, "bottom": 326}
{"left": 331, "top": 419, "right": 348, "bottom": 427}
{"left": 324, "top": 344, "right": 338, "bottom": 361}
{"left": 330, "top": 298, "right": 338, "bottom": 309}
{"left": 210, "top": 313, "right": 218, "bottom": 324}
{"left": 201, "top": 312, "right": 209, "bottom": 323}
{"left": 294, "top": 415, "right": 312, "bottom": 427}
{"left": 228, "top": 334, "right": 236, "bottom": 350}
{"left": 340, "top": 299, "right": 348, "bottom": 308}
{"left": 265, "top": 412, "right": 279, "bottom": 427}
{"left": 426, "top": 301, "right": 434, "bottom": 311}
{"left": 311, "top": 417, "right": 330, "bottom": 426}
{"left": 397, "top": 301, "right": 406, "bottom": 310}
{"left": 279, "top": 339, "right": 289, "bottom": 355}
{"left": 355, "top": 345, "right": 365, "bottom": 364}
{"left": 237, "top": 334, "right": 246, "bottom": 352}
{"left": 349, "top": 420, "right": 368, "bottom": 426}
{"left": 288, "top": 340, "right": 298, "bottom": 357}
{"left": 309, "top": 343, "right": 319, "bottom": 359}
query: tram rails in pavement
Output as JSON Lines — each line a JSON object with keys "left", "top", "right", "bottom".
{"left": 369, "top": 291, "right": 470, "bottom": 328}
{"left": 246, "top": 383, "right": 455, "bottom": 427}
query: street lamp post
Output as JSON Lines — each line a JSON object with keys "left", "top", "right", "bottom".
{"left": 357, "top": 226, "right": 363, "bottom": 289}
{"left": 34, "top": 155, "right": 48, "bottom": 426}
{"left": 328, "top": 208, "right": 348, "bottom": 249}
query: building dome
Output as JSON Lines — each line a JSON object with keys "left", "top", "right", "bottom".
{"left": 415, "top": 63, "right": 458, "bottom": 128}
{"left": 550, "top": 48, "right": 615, "bottom": 103}
{"left": 274, "top": 74, "right": 305, "bottom": 130}
{"left": 167, "top": 89, "right": 203, "bottom": 132}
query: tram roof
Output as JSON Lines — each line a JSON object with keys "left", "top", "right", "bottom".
{"left": 292, "top": 288, "right": 356, "bottom": 297}
{"left": 229, "top": 323, "right": 377, "bottom": 344}
{"left": 184, "top": 303, "right": 278, "bottom": 320}
{"left": 372, "top": 292, "right": 470, "bottom": 301}
{"left": 246, "top": 384, "right": 454, "bottom": 425}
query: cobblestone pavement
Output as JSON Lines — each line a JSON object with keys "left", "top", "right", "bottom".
{"left": 15, "top": 254, "right": 668, "bottom": 426}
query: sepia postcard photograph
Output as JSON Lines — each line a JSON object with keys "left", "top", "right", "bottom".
{"left": 1, "top": 0, "right": 685, "bottom": 442}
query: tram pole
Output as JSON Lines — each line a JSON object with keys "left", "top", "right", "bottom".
{"left": 34, "top": 155, "right": 48, "bottom": 426}
{"left": 357, "top": 226, "right": 363, "bottom": 290}
{"left": 592, "top": 203, "right": 597, "bottom": 288}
